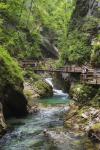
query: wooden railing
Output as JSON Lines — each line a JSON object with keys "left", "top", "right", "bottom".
{"left": 20, "top": 61, "right": 100, "bottom": 85}
{"left": 81, "top": 73, "right": 100, "bottom": 85}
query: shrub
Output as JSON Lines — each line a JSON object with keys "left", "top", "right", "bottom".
{"left": 70, "top": 84, "right": 96, "bottom": 105}
{"left": 60, "top": 30, "right": 91, "bottom": 65}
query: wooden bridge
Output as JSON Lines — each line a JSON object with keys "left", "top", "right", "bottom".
{"left": 20, "top": 60, "right": 100, "bottom": 85}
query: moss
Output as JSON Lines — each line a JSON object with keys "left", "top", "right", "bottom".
{"left": 0, "top": 46, "right": 28, "bottom": 119}
{"left": 60, "top": 30, "right": 91, "bottom": 65}
{"left": 34, "top": 80, "right": 53, "bottom": 98}
{"left": 70, "top": 84, "right": 96, "bottom": 105}
{"left": 60, "top": 0, "right": 99, "bottom": 66}
{"left": 91, "top": 123, "right": 100, "bottom": 131}
{"left": 82, "top": 16, "right": 100, "bottom": 31}
{"left": 0, "top": 46, "right": 23, "bottom": 93}
{"left": 24, "top": 68, "right": 41, "bottom": 81}
{"left": 91, "top": 39, "right": 100, "bottom": 67}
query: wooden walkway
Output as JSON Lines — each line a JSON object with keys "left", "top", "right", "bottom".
{"left": 20, "top": 60, "right": 100, "bottom": 85}
{"left": 81, "top": 72, "right": 100, "bottom": 85}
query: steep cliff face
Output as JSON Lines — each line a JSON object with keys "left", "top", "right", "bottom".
{"left": 64, "top": 1, "right": 100, "bottom": 142}
{"left": 70, "top": 0, "right": 100, "bottom": 37}
{"left": 0, "top": 47, "right": 28, "bottom": 136}
{"left": 71, "top": 0, "right": 100, "bottom": 67}
{"left": 72, "top": 0, "right": 100, "bottom": 23}
{"left": 61, "top": 0, "right": 100, "bottom": 66}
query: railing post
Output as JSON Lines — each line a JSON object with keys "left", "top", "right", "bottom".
{"left": 74, "top": 67, "right": 75, "bottom": 72}
{"left": 96, "top": 75, "right": 97, "bottom": 84}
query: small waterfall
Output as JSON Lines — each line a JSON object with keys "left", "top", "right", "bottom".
{"left": 45, "top": 78, "right": 68, "bottom": 97}
{"left": 45, "top": 78, "right": 54, "bottom": 87}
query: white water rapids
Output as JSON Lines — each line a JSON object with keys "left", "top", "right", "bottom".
{"left": 0, "top": 78, "right": 93, "bottom": 150}
{"left": 45, "top": 78, "right": 68, "bottom": 97}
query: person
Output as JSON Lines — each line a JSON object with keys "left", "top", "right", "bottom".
{"left": 82, "top": 65, "right": 88, "bottom": 81}
{"left": 48, "top": 65, "right": 53, "bottom": 71}
{"left": 85, "top": 65, "right": 88, "bottom": 73}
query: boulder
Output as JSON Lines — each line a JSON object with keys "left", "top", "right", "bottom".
{"left": 88, "top": 123, "right": 100, "bottom": 142}
{"left": 34, "top": 80, "right": 53, "bottom": 98}
{"left": 0, "top": 47, "right": 28, "bottom": 119}
{"left": 69, "top": 84, "right": 96, "bottom": 105}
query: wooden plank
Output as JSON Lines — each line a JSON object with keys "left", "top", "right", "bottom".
{"left": 20, "top": 61, "right": 100, "bottom": 84}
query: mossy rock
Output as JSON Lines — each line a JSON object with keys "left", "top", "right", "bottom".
{"left": 34, "top": 80, "right": 53, "bottom": 98}
{"left": 88, "top": 123, "right": 100, "bottom": 142}
{"left": 91, "top": 123, "right": 100, "bottom": 132}
{"left": 0, "top": 46, "right": 28, "bottom": 118}
{"left": 70, "top": 84, "right": 96, "bottom": 105}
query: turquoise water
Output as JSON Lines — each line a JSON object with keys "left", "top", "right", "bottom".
{"left": 38, "top": 95, "right": 70, "bottom": 106}
{"left": 0, "top": 80, "right": 95, "bottom": 150}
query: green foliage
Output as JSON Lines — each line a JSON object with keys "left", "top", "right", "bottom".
{"left": 0, "top": 46, "right": 23, "bottom": 93}
{"left": 82, "top": 16, "right": 100, "bottom": 31}
{"left": 59, "top": 1, "right": 99, "bottom": 66}
{"left": 90, "top": 88, "right": 100, "bottom": 107}
{"left": 0, "top": 0, "right": 42, "bottom": 59}
{"left": 24, "top": 68, "right": 41, "bottom": 81}
{"left": 0, "top": 0, "right": 74, "bottom": 60}
{"left": 70, "top": 84, "right": 96, "bottom": 105}
{"left": 91, "top": 123, "right": 100, "bottom": 131}
{"left": 60, "top": 30, "right": 91, "bottom": 65}
{"left": 91, "top": 36, "right": 100, "bottom": 67}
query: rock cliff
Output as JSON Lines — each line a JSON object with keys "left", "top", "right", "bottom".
{"left": 0, "top": 47, "right": 28, "bottom": 136}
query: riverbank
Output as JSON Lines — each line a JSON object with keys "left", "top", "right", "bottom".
{"left": 23, "top": 77, "right": 100, "bottom": 146}
{"left": 0, "top": 82, "right": 97, "bottom": 150}
{"left": 0, "top": 76, "right": 100, "bottom": 149}
{"left": 64, "top": 83, "right": 100, "bottom": 148}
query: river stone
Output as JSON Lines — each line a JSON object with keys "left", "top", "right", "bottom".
{"left": 34, "top": 80, "right": 53, "bottom": 98}
{"left": 88, "top": 123, "right": 100, "bottom": 142}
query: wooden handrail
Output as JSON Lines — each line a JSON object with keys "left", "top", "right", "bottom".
{"left": 20, "top": 61, "right": 100, "bottom": 85}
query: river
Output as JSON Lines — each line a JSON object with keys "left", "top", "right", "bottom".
{"left": 0, "top": 78, "right": 95, "bottom": 150}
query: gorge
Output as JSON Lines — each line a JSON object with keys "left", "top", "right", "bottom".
{"left": 0, "top": 0, "right": 100, "bottom": 149}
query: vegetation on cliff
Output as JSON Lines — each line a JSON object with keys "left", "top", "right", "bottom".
{"left": 60, "top": 0, "right": 100, "bottom": 66}
{"left": 0, "top": 46, "right": 27, "bottom": 135}
{"left": 0, "top": 0, "right": 75, "bottom": 59}
{"left": 63, "top": 0, "right": 100, "bottom": 144}
{"left": 0, "top": 46, "right": 23, "bottom": 93}
{"left": 0, "top": 46, "right": 28, "bottom": 116}
{"left": 0, "top": 0, "right": 99, "bottom": 144}
{"left": 70, "top": 84, "right": 97, "bottom": 105}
